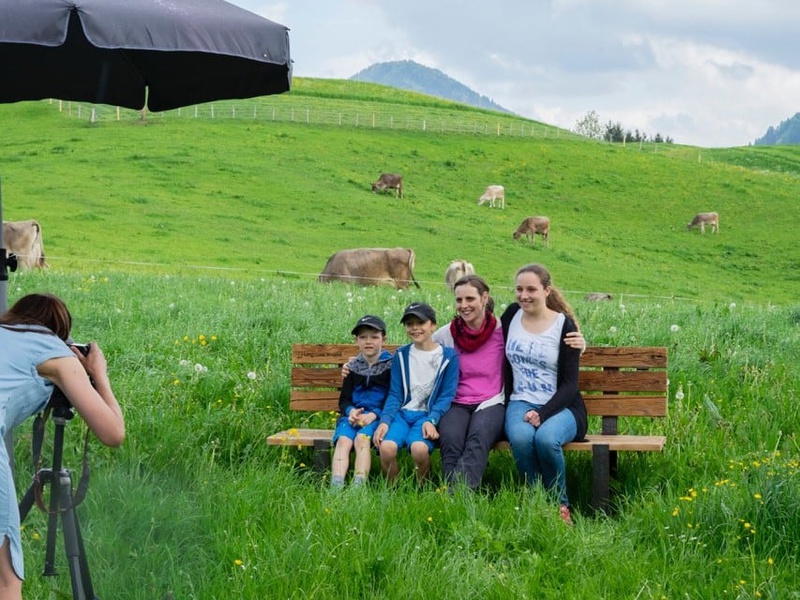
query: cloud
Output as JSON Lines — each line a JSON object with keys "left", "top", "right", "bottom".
{"left": 236, "top": 1, "right": 800, "bottom": 147}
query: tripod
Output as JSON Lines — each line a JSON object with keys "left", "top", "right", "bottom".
{"left": 18, "top": 397, "right": 99, "bottom": 600}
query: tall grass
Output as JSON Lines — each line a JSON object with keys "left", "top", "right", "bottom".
{"left": 3, "top": 78, "right": 799, "bottom": 597}
{"left": 10, "top": 269, "right": 799, "bottom": 599}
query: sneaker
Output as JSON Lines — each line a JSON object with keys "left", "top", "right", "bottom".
{"left": 559, "top": 504, "right": 573, "bottom": 526}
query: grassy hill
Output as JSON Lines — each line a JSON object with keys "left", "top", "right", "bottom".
{"left": 1, "top": 77, "right": 799, "bottom": 304}
{"left": 2, "top": 81, "right": 799, "bottom": 598}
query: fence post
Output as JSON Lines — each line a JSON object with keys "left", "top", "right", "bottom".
{"left": 116, "top": 106, "right": 121, "bottom": 121}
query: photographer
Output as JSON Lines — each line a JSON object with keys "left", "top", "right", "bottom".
{"left": 0, "top": 293, "right": 124, "bottom": 599}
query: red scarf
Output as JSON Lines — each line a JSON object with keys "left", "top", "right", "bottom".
{"left": 450, "top": 313, "right": 497, "bottom": 353}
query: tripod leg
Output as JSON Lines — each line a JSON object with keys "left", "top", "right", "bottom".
{"left": 57, "top": 471, "right": 99, "bottom": 600}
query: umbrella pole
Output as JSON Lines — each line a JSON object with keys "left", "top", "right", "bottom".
{"left": 0, "top": 179, "right": 15, "bottom": 482}
{"left": 1, "top": 178, "right": 9, "bottom": 314}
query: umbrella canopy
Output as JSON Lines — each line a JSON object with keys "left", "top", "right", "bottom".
{"left": 0, "top": 0, "right": 291, "bottom": 112}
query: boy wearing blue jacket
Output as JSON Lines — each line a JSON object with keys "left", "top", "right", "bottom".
{"left": 332, "top": 315, "right": 393, "bottom": 487}
{"left": 373, "top": 303, "right": 459, "bottom": 483}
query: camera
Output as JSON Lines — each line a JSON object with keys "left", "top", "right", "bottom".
{"left": 70, "top": 342, "right": 91, "bottom": 357}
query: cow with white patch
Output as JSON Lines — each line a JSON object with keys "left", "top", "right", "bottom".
{"left": 319, "top": 248, "right": 420, "bottom": 289}
{"left": 371, "top": 173, "right": 403, "bottom": 198}
{"left": 444, "top": 259, "right": 475, "bottom": 290}
{"left": 686, "top": 212, "right": 719, "bottom": 234}
{"left": 2, "top": 220, "right": 48, "bottom": 269}
{"left": 513, "top": 216, "right": 550, "bottom": 245}
{"left": 477, "top": 185, "right": 505, "bottom": 209}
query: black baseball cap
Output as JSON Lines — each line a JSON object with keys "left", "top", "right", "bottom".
{"left": 401, "top": 302, "right": 437, "bottom": 324}
{"left": 351, "top": 315, "right": 387, "bottom": 335}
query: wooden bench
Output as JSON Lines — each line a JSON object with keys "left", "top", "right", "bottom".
{"left": 267, "top": 344, "right": 668, "bottom": 512}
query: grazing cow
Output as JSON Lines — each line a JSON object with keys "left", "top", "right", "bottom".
{"left": 319, "top": 248, "right": 420, "bottom": 289}
{"left": 444, "top": 259, "right": 475, "bottom": 290}
{"left": 513, "top": 216, "right": 550, "bottom": 245}
{"left": 2, "top": 220, "right": 48, "bottom": 269}
{"left": 371, "top": 173, "right": 403, "bottom": 198}
{"left": 585, "top": 292, "right": 613, "bottom": 301}
{"left": 686, "top": 212, "right": 719, "bottom": 234}
{"left": 478, "top": 185, "right": 505, "bottom": 209}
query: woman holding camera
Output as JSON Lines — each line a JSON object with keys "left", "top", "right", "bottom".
{"left": 0, "top": 293, "right": 124, "bottom": 599}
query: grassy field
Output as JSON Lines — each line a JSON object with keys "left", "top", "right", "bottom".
{"left": 1, "top": 79, "right": 799, "bottom": 598}
{"left": 1, "top": 78, "right": 799, "bottom": 303}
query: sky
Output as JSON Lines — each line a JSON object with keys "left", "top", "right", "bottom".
{"left": 236, "top": 1, "right": 800, "bottom": 148}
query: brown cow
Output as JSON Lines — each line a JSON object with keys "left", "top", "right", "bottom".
{"left": 371, "top": 173, "right": 403, "bottom": 198}
{"left": 686, "top": 212, "right": 719, "bottom": 234}
{"left": 513, "top": 216, "right": 550, "bottom": 245}
{"left": 2, "top": 220, "right": 48, "bottom": 269}
{"left": 585, "top": 292, "right": 613, "bottom": 301}
{"left": 444, "top": 259, "right": 475, "bottom": 290}
{"left": 478, "top": 185, "right": 505, "bottom": 209}
{"left": 319, "top": 248, "right": 420, "bottom": 289}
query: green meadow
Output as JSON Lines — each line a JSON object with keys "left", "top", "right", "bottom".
{"left": 1, "top": 79, "right": 799, "bottom": 598}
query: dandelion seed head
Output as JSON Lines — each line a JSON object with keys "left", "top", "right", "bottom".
{"left": 247, "top": 371, "right": 257, "bottom": 380}
{"left": 670, "top": 324, "right": 680, "bottom": 332}
{"left": 609, "top": 326, "right": 617, "bottom": 333}
{"left": 194, "top": 363, "right": 204, "bottom": 372}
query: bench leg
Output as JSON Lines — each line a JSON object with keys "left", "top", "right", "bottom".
{"left": 313, "top": 439, "right": 332, "bottom": 472}
{"left": 591, "top": 444, "right": 611, "bottom": 514}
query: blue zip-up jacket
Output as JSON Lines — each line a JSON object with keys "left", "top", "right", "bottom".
{"left": 379, "top": 343, "right": 459, "bottom": 427}
{"left": 338, "top": 349, "right": 393, "bottom": 418}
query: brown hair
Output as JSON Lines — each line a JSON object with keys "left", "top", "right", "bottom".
{"left": 0, "top": 293, "right": 73, "bottom": 341}
{"left": 515, "top": 264, "right": 579, "bottom": 326}
{"left": 453, "top": 274, "right": 495, "bottom": 314}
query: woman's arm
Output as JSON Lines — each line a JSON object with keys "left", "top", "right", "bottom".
{"left": 38, "top": 344, "right": 125, "bottom": 447}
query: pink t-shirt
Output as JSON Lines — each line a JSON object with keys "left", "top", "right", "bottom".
{"left": 434, "top": 323, "right": 505, "bottom": 406}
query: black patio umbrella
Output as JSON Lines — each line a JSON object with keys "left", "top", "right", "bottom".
{"left": 0, "top": 0, "right": 292, "bottom": 111}
{"left": 0, "top": 0, "right": 292, "bottom": 312}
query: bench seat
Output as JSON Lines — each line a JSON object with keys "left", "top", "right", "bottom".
{"left": 267, "top": 344, "right": 668, "bottom": 512}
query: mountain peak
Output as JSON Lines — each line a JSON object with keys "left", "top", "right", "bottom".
{"left": 350, "top": 60, "right": 513, "bottom": 115}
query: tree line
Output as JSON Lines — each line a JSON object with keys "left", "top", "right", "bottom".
{"left": 573, "top": 110, "right": 673, "bottom": 144}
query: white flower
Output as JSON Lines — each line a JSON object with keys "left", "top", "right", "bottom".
{"left": 619, "top": 304, "right": 626, "bottom": 312}
{"left": 729, "top": 303, "right": 736, "bottom": 309}
{"left": 609, "top": 326, "right": 617, "bottom": 333}
{"left": 670, "top": 324, "right": 680, "bottom": 332}
{"left": 247, "top": 371, "right": 257, "bottom": 380}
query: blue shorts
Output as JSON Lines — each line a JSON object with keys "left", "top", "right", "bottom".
{"left": 383, "top": 410, "right": 435, "bottom": 453}
{"left": 333, "top": 415, "right": 379, "bottom": 444}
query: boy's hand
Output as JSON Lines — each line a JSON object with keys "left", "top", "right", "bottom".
{"left": 359, "top": 412, "right": 377, "bottom": 427}
{"left": 422, "top": 421, "right": 439, "bottom": 440}
{"left": 348, "top": 407, "right": 363, "bottom": 426}
{"left": 341, "top": 357, "right": 356, "bottom": 380}
{"left": 373, "top": 423, "right": 388, "bottom": 447}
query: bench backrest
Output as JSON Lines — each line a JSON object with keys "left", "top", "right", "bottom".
{"left": 290, "top": 344, "right": 667, "bottom": 431}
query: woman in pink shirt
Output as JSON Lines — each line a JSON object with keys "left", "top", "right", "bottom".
{"left": 435, "top": 274, "right": 584, "bottom": 490}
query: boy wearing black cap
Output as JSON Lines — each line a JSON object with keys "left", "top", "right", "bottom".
{"left": 373, "top": 303, "right": 459, "bottom": 483}
{"left": 332, "top": 315, "right": 393, "bottom": 487}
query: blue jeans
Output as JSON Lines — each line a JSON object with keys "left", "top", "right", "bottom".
{"left": 505, "top": 400, "right": 577, "bottom": 506}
